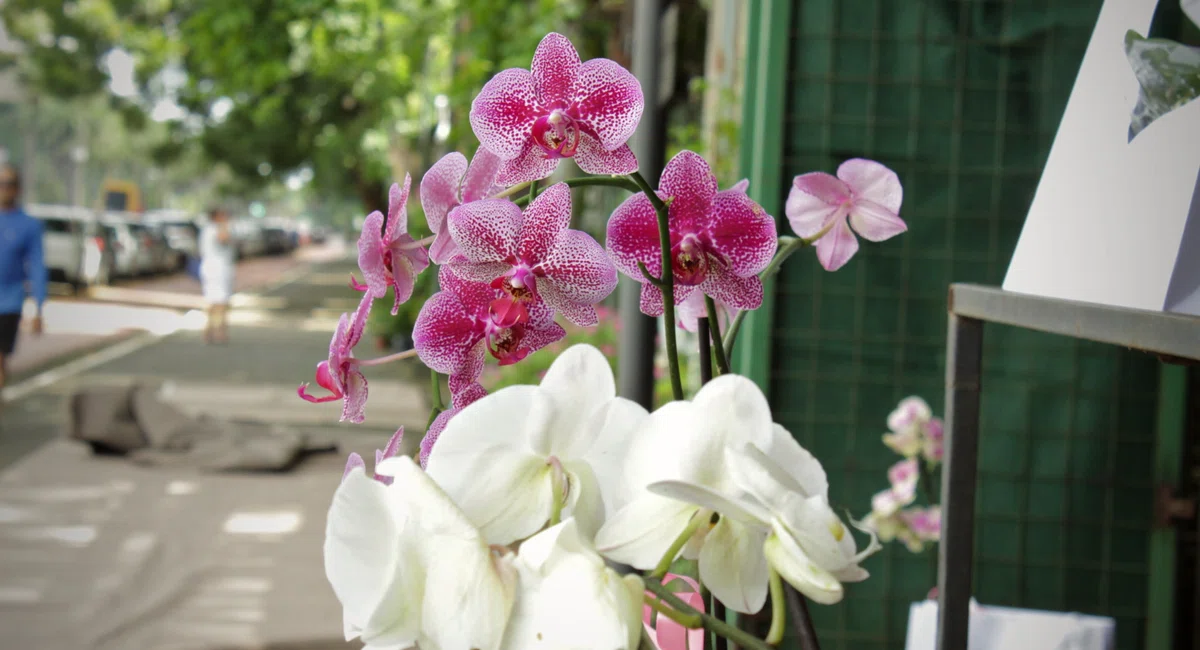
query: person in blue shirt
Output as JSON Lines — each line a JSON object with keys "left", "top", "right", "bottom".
{"left": 0, "top": 163, "right": 46, "bottom": 396}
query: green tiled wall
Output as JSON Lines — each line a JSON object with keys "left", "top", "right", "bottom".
{"left": 769, "top": 1, "right": 1163, "bottom": 648}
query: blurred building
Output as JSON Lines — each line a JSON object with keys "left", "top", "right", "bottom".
{"left": 0, "top": 0, "right": 26, "bottom": 168}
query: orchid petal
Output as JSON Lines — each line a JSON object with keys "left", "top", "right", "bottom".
{"left": 595, "top": 496, "right": 698, "bottom": 569}
{"left": 496, "top": 140, "right": 560, "bottom": 186}
{"left": 889, "top": 396, "right": 932, "bottom": 432}
{"left": 446, "top": 259, "right": 512, "bottom": 285}
{"left": 731, "top": 178, "right": 750, "bottom": 194}
{"left": 531, "top": 344, "right": 616, "bottom": 455}
{"left": 343, "top": 452, "right": 366, "bottom": 480}
{"left": 813, "top": 219, "right": 860, "bottom": 272}
{"left": 447, "top": 199, "right": 520, "bottom": 264}
{"left": 570, "top": 57, "right": 644, "bottom": 151}
{"left": 448, "top": 342, "right": 487, "bottom": 395}
{"left": 708, "top": 188, "right": 778, "bottom": 276}
{"left": 412, "top": 290, "right": 482, "bottom": 375}
{"left": 699, "top": 518, "right": 770, "bottom": 614}
{"left": 424, "top": 386, "right": 558, "bottom": 545}
{"left": 531, "top": 32, "right": 580, "bottom": 106}
{"left": 573, "top": 135, "right": 638, "bottom": 175}
{"left": 763, "top": 525, "right": 845, "bottom": 605}
{"left": 659, "top": 150, "right": 718, "bottom": 225}
{"left": 518, "top": 182, "right": 571, "bottom": 263}
{"left": 538, "top": 230, "right": 619, "bottom": 324}
{"left": 383, "top": 176, "right": 412, "bottom": 244}
{"left": 583, "top": 397, "right": 651, "bottom": 522}
{"left": 462, "top": 146, "right": 505, "bottom": 202}
{"left": 324, "top": 468, "right": 421, "bottom": 647}
{"left": 837, "top": 158, "right": 902, "bottom": 214}
{"left": 347, "top": 292, "right": 373, "bottom": 350}
{"left": 379, "top": 427, "right": 404, "bottom": 463}
{"left": 421, "top": 152, "right": 468, "bottom": 263}
{"left": 848, "top": 198, "right": 907, "bottom": 242}
{"left": 564, "top": 461, "right": 606, "bottom": 542}
{"left": 606, "top": 192, "right": 663, "bottom": 279}
{"left": 647, "top": 480, "right": 770, "bottom": 525}
{"left": 340, "top": 369, "right": 368, "bottom": 424}
{"left": 699, "top": 262, "right": 764, "bottom": 313}
{"left": 470, "top": 68, "right": 540, "bottom": 160}
{"left": 356, "top": 211, "right": 389, "bottom": 298}
{"left": 387, "top": 249, "right": 417, "bottom": 314}
{"left": 687, "top": 374, "right": 777, "bottom": 475}
{"left": 785, "top": 173, "right": 850, "bottom": 239}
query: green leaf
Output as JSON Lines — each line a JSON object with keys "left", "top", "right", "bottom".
{"left": 1124, "top": 30, "right": 1200, "bottom": 141}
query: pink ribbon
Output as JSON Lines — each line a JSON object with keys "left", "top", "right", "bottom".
{"left": 643, "top": 573, "right": 706, "bottom": 650}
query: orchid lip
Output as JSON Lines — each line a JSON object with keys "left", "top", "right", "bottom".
{"left": 671, "top": 234, "right": 709, "bottom": 286}
{"left": 531, "top": 109, "right": 582, "bottom": 159}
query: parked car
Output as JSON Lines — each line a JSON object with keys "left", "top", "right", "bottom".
{"left": 104, "top": 219, "right": 155, "bottom": 277}
{"left": 232, "top": 220, "right": 266, "bottom": 259}
{"left": 158, "top": 221, "right": 200, "bottom": 262}
{"left": 78, "top": 221, "right": 117, "bottom": 286}
{"left": 262, "top": 227, "right": 294, "bottom": 256}
{"left": 143, "top": 224, "right": 183, "bottom": 273}
{"left": 25, "top": 204, "right": 117, "bottom": 288}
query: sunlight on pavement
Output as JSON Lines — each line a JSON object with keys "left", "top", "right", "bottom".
{"left": 223, "top": 511, "right": 303, "bottom": 536}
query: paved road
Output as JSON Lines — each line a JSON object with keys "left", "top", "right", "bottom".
{"left": 0, "top": 244, "right": 430, "bottom": 650}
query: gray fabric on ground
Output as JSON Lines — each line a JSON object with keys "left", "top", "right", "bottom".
{"left": 67, "top": 383, "right": 338, "bottom": 472}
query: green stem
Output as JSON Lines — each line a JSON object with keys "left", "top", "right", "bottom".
{"left": 705, "top": 295, "right": 730, "bottom": 375}
{"left": 722, "top": 236, "right": 811, "bottom": 360}
{"left": 493, "top": 181, "right": 531, "bottom": 199}
{"left": 629, "top": 170, "right": 684, "bottom": 401}
{"left": 652, "top": 509, "right": 710, "bottom": 578}
{"left": 528, "top": 178, "right": 539, "bottom": 202}
{"left": 430, "top": 369, "right": 444, "bottom": 410}
{"left": 645, "top": 593, "right": 703, "bottom": 628}
{"left": 766, "top": 568, "right": 787, "bottom": 645}
{"left": 512, "top": 175, "right": 640, "bottom": 206}
{"left": 644, "top": 580, "right": 775, "bottom": 650}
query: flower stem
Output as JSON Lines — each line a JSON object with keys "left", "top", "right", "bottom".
{"left": 643, "top": 580, "right": 775, "bottom": 650}
{"left": 629, "top": 170, "right": 684, "bottom": 402}
{"left": 356, "top": 348, "right": 420, "bottom": 367}
{"left": 705, "top": 296, "right": 730, "bottom": 375}
{"left": 429, "top": 368, "right": 443, "bottom": 410}
{"left": 785, "top": 584, "right": 823, "bottom": 650}
{"left": 698, "top": 318, "right": 714, "bottom": 383}
{"left": 766, "top": 568, "right": 787, "bottom": 645}
{"left": 493, "top": 181, "right": 532, "bottom": 199}
{"left": 722, "top": 236, "right": 812, "bottom": 360}
{"left": 652, "top": 509, "right": 710, "bottom": 578}
{"left": 512, "top": 175, "right": 641, "bottom": 206}
{"left": 528, "top": 179, "right": 539, "bottom": 202}
{"left": 645, "top": 593, "right": 703, "bottom": 628}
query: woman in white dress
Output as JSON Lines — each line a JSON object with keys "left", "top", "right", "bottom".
{"left": 199, "top": 208, "right": 236, "bottom": 344}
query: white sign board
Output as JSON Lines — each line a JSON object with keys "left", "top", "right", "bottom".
{"left": 1002, "top": 0, "right": 1200, "bottom": 316}
{"left": 905, "top": 600, "right": 1116, "bottom": 650}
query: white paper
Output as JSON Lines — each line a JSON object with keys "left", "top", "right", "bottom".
{"left": 1002, "top": 0, "right": 1200, "bottom": 315}
{"left": 905, "top": 600, "right": 1116, "bottom": 650}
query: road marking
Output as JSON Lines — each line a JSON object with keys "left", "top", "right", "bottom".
{"left": 2, "top": 332, "right": 163, "bottom": 402}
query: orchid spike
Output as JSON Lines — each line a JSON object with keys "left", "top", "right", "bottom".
{"left": 424, "top": 344, "right": 648, "bottom": 545}
{"left": 413, "top": 266, "right": 566, "bottom": 391}
{"left": 420, "top": 382, "right": 488, "bottom": 468}
{"left": 607, "top": 150, "right": 778, "bottom": 317}
{"left": 447, "top": 182, "right": 618, "bottom": 327}
{"left": 421, "top": 147, "right": 506, "bottom": 264}
{"left": 298, "top": 291, "right": 373, "bottom": 423}
{"left": 327, "top": 456, "right": 517, "bottom": 650}
{"left": 355, "top": 175, "right": 431, "bottom": 314}
{"left": 470, "top": 32, "right": 644, "bottom": 185}
{"left": 785, "top": 158, "right": 906, "bottom": 271}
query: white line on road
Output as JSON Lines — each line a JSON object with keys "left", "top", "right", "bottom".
{"left": 2, "top": 332, "right": 163, "bottom": 402}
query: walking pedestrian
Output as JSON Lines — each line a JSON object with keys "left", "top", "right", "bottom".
{"left": 199, "top": 207, "right": 236, "bottom": 344}
{"left": 0, "top": 163, "right": 47, "bottom": 400}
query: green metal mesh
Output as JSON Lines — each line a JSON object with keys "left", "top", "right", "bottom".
{"left": 770, "top": 1, "right": 1162, "bottom": 648}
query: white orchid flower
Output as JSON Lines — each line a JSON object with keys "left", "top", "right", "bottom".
{"left": 595, "top": 374, "right": 779, "bottom": 613}
{"left": 651, "top": 425, "right": 882, "bottom": 606}
{"left": 424, "top": 343, "right": 648, "bottom": 545}
{"left": 325, "top": 455, "right": 517, "bottom": 650}
{"left": 502, "top": 518, "right": 645, "bottom": 650}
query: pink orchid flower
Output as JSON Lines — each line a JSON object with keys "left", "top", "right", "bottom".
{"left": 342, "top": 426, "right": 406, "bottom": 485}
{"left": 353, "top": 175, "right": 431, "bottom": 315}
{"left": 420, "top": 147, "right": 505, "bottom": 264}
{"left": 298, "top": 292, "right": 373, "bottom": 423}
{"left": 871, "top": 458, "right": 920, "bottom": 517}
{"left": 470, "top": 32, "right": 644, "bottom": 185}
{"left": 419, "top": 382, "right": 488, "bottom": 468}
{"left": 785, "top": 158, "right": 907, "bottom": 272}
{"left": 923, "top": 417, "right": 945, "bottom": 464}
{"left": 643, "top": 574, "right": 706, "bottom": 650}
{"left": 902, "top": 506, "right": 942, "bottom": 542}
{"left": 446, "top": 182, "right": 617, "bottom": 327}
{"left": 607, "top": 150, "right": 777, "bottom": 317}
{"left": 413, "top": 266, "right": 566, "bottom": 391}
{"left": 676, "top": 290, "right": 734, "bottom": 333}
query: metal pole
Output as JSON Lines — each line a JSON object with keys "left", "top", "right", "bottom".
{"left": 618, "top": 0, "right": 669, "bottom": 408}
{"left": 936, "top": 311, "right": 985, "bottom": 650}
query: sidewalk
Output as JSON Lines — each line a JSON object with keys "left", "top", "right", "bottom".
{"left": 0, "top": 259, "right": 428, "bottom": 649}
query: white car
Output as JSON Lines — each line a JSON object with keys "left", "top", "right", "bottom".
{"left": 25, "top": 204, "right": 114, "bottom": 287}
{"left": 103, "top": 217, "right": 156, "bottom": 277}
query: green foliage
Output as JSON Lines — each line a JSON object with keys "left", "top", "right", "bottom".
{"left": 1125, "top": 30, "right": 1200, "bottom": 140}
